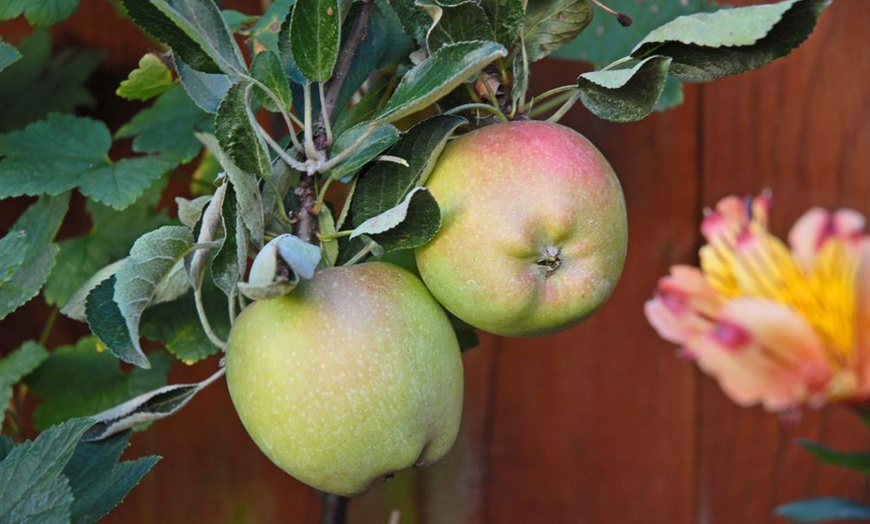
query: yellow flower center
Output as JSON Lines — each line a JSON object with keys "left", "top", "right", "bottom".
{"left": 700, "top": 220, "right": 859, "bottom": 371}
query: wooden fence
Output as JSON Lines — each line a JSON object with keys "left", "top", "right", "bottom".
{"left": 1, "top": 0, "right": 867, "bottom": 522}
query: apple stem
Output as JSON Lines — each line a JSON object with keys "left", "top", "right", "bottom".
{"left": 320, "top": 493, "right": 348, "bottom": 524}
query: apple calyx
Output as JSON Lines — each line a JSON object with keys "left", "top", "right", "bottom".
{"left": 537, "top": 246, "right": 562, "bottom": 275}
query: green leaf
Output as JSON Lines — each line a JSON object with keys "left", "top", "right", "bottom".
{"left": 211, "top": 184, "right": 247, "bottom": 300}
{"left": 83, "top": 371, "right": 225, "bottom": 442}
{"left": 775, "top": 497, "right": 870, "bottom": 522}
{"left": 0, "top": 40, "right": 21, "bottom": 73}
{"left": 250, "top": 50, "right": 293, "bottom": 112}
{"left": 523, "top": 0, "right": 593, "bottom": 62}
{"left": 388, "top": 0, "right": 433, "bottom": 42}
{"left": 377, "top": 41, "right": 507, "bottom": 123}
{"left": 631, "top": 0, "right": 831, "bottom": 81}
{"left": 113, "top": 226, "right": 195, "bottom": 366}
{"left": 0, "top": 0, "right": 80, "bottom": 26}
{"left": 329, "top": 122, "right": 401, "bottom": 181}
{"left": 0, "top": 342, "right": 49, "bottom": 427}
{"left": 174, "top": 56, "right": 233, "bottom": 114}
{"left": 86, "top": 276, "right": 149, "bottom": 368}
{"left": 25, "top": 337, "right": 171, "bottom": 430}
{"left": 0, "top": 194, "right": 70, "bottom": 321}
{"left": 251, "top": 0, "right": 295, "bottom": 55}
{"left": 116, "top": 53, "right": 175, "bottom": 101}
{"left": 63, "top": 432, "right": 159, "bottom": 524}
{"left": 553, "top": 0, "right": 720, "bottom": 64}
{"left": 121, "top": 0, "right": 246, "bottom": 75}
{"left": 117, "top": 85, "right": 211, "bottom": 164}
{"left": 289, "top": 0, "right": 341, "bottom": 82}
{"left": 215, "top": 82, "right": 272, "bottom": 180}
{"left": 351, "top": 187, "right": 440, "bottom": 253}
{"left": 373, "top": 0, "right": 415, "bottom": 70}
{"left": 0, "top": 114, "right": 174, "bottom": 209}
{"left": 140, "top": 287, "right": 229, "bottom": 363}
{"left": 576, "top": 55, "right": 672, "bottom": 122}
{"left": 0, "top": 417, "right": 93, "bottom": 522}
{"left": 197, "top": 133, "right": 266, "bottom": 247}
{"left": 797, "top": 439, "right": 870, "bottom": 474}
{"left": 423, "top": 1, "right": 495, "bottom": 53}
{"left": 44, "top": 181, "right": 170, "bottom": 309}
{"left": 187, "top": 183, "right": 227, "bottom": 291}
{"left": 0, "top": 30, "right": 101, "bottom": 133}
{"left": 351, "top": 115, "right": 465, "bottom": 225}
{"left": 480, "top": 0, "right": 524, "bottom": 49}
{"left": 318, "top": 205, "right": 339, "bottom": 268}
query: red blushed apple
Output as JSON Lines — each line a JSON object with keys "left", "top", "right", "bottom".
{"left": 415, "top": 120, "right": 627, "bottom": 337}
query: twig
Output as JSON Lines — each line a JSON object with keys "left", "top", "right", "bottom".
{"left": 319, "top": 0, "right": 374, "bottom": 132}
{"left": 320, "top": 494, "right": 348, "bottom": 524}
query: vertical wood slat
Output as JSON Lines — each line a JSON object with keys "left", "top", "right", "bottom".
{"left": 696, "top": 1, "right": 870, "bottom": 522}
{"left": 0, "top": 0, "right": 866, "bottom": 522}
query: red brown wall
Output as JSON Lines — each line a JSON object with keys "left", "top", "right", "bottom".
{"left": 1, "top": 0, "right": 868, "bottom": 522}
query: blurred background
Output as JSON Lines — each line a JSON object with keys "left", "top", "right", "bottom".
{"left": 1, "top": 0, "right": 867, "bottom": 522}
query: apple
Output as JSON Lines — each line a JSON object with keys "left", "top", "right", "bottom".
{"left": 415, "top": 120, "right": 627, "bottom": 337}
{"left": 225, "top": 262, "right": 463, "bottom": 497}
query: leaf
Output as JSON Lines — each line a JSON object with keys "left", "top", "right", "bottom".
{"left": 174, "top": 56, "right": 233, "bottom": 114}
{"left": 423, "top": 1, "right": 495, "bottom": 53}
{"left": 388, "top": 0, "right": 433, "bottom": 42}
{"left": 113, "top": 226, "right": 195, "bottom": 366}
{"left": 250, "top": 50, "right": 293, "bottom": 112}
{"left": 211, "top": 183, "right": 248, "bottom": 300}
{"left": 238, "top": 234, "right": 320, "bottom": 300}
{"left": 351, "top": 115, "right": 465, "bottom": 224}
{"left": 86, "top": 276, "right": 149, "bottom": 368}
{"left": 116, "top": 53, "right": 175, "bottom": 101}
{"left": 775, "top": 497, "right": 870, "bottom": 522}
{"left": 351, "top": 187, "right": 441, "bottom": 253}
{"left": 576, "top": 55, "right": 672, "bottom": 122}
{"left": 83, "top": 371, "right": 225, "bottom": 442}
{"left": 0, "top": 0, "right": 80, "bottom": 26}
{"left": 251, "top": 0, "right": 295, "bottom": 55}
{"left": 480, "top": 0, "right": 524, "bottom": 49}
{"left": 289, "top": 0, "right": 341, "bottom": 82}
{"left": 186, "top": 182, "right": 228, "bottom": 291}
{"left": 25, "top": 337, "right": 171, "bottom": 430}
{"left": 523, "top": 0, "right": 593, "bottom": 62}
{"left": 0, "top": 40, "right": 21, "bottom": 73}
{"left": 215, "top": 81, "right": 272, "bottom": 180}
{"left": 44, "top": 180, "right": 170, "bottom": 309}
{"left": 116, "top": 85, "right": 211, "bottom": 164}
{"left": 0, "top": 30, "right": 101, "bottom": 133}
{"left": 0, "top": 417, "right": 93, "bottom": 523}
{"left": 121, "top": 0, "right": 246, "bottom": 75}
{"left": 797, "top": 439, "right": 870, "bottom": 474}
{"left": 553, "top": 0, "right": 720, "bottom": 64}
{"left": 0, "top": 194, "right": 69, "bottom": 321}
{"left": 63, "top": 432, "right": 159, "bottom": 524}
{"left": 631, "top": 0, "right": 831, "bottom": 81}
{"left": 0, "top": 114, "right": 174, "bottom": 209}
{"left": 176, "top": 194, "right": 213, "bottom": 229}
{"left": 377, "top": 41, "right": 507, "bottom": 123}
{"left": 197, "top": 133, "right": 266, "bottom": 247}
{"left": 318, "top": 205, "right": 339, "bottom": 268}
{"left": 328, "top": 122, "right": 401, "bottom": 180}
{"left": 0, "top": 342, "right": 49, "bottom": 427}
{"left": 140, "top": 287, "right": 229, "bottom": 363}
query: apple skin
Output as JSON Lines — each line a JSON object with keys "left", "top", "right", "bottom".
{"left": 225, "top": 262, "right": 463, "bottom": 497}
{"left": 415, "top": 120, "right": 627, "bottom": 337}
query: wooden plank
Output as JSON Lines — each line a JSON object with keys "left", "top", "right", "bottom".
{"left": 479, "top": 59, "right": 703, "bottom": 523}
{"left": 697, "top": 1, "right": 870, "bottom": 522}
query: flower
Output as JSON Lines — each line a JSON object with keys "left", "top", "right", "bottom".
{"left": 645, "top": 192, "right": 870, "bottom": 414}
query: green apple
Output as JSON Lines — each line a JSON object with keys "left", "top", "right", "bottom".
{"left": 415, "top": 120, "right": 627, "bottom": 337}
{"left": 225, "top": 262, "right": 463, "bottom": 497}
